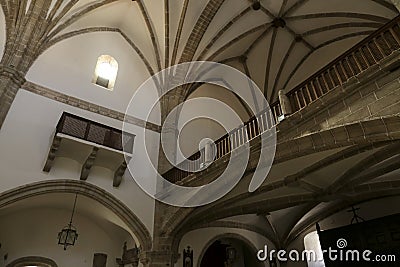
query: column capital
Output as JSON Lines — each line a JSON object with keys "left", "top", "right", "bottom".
{"left": 0, "top": 65, "right": 26, "bottom": 86}
{"left": 139, "top": 250, "right": 179, "bottom": 266}
{"left": 0, "top": 64, "right": 27, "bottom": 128}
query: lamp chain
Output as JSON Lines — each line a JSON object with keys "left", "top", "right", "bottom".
{"left": 69, "top": 193, "right": 78, "bottom": 225}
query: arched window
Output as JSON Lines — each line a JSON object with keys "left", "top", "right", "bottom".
{"left": 92, "top": 55, "right": 118, "bottom": 90}
{"left": 304, "top": 231, "right": 325, "bottom": 267}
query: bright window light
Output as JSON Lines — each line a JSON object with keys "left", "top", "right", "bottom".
{"left": 97, "top": 62, "right": 115, "bottom": 80}
{"left": 304, "top": 231, "right": 325, "bottom": 267}
{"left": 92, "top": 55, "right": 118, "bottom": 90}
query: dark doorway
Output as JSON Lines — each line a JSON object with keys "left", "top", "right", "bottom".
{"left": 200, "top": 237, "right": 263, "bottom": 267}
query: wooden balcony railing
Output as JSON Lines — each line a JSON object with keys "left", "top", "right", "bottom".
{"left": 163, "top": 15, "right": 400, "bottom": 183}
{"left": 56, "top": 112, "right": 135, "bottom": 154}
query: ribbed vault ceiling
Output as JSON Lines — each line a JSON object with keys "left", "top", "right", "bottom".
{"left": 1, "top": 0, "right": 400, "bottom": 251}
{"left": 174, "top": 141, "right": 400, "bottom": 249}
{"left": 24, "top": 0, "right": 397, "bottom": 103}
{"left": 1, "top": 0, "right": 397, "bottom": 103}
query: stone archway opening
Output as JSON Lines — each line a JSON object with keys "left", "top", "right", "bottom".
{"left": 6, "top": 256, "right": 57, "bottom": 267}
{"left": 0, "top": 180, "right": 152, "bottom": 251}
{"left": 199, "top": 236, "right": 263, "bottom": 267}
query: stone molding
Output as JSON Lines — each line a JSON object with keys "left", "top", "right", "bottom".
{"left": 6, "top": 256, "right": 57, "bottom": 267}
{"left": 21, "top": 81, "right": 161, "bottom": 133}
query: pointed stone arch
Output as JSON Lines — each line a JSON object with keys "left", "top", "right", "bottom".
{"left": 0, "top": 180, "right": 152, "bottom": 251}
{"left": 6, "top": 256, "right": 57, "bottom": 267}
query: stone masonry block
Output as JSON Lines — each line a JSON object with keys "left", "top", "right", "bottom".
{"left": 369, "top": 88, "right": 400, "bottom": 115}
{"left": 375, "top": 79, "right": 400, "bottom": 99}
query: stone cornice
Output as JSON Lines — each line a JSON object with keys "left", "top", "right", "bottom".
{"left": 21, "top": 81, "right": 161, "bottom": 133}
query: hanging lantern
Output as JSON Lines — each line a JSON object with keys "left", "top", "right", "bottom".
{"left": 58, "top": 194, "right": 79, "bottom": 250}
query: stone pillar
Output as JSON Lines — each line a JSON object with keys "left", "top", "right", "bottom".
{"left": 0, "top": 0, "right": 55, "bottom": 130}
{"left": 158, "top": 121, "right": 180, "bottom": 174}
{"left": 150, "top": 91, "right": 183, "bottom": 267}
{"left": 0, "top": 66, "right": 26, "bottom": 128}
{"left": 92, "top": 253, "right": 107, "bottom": 267}
{"left": 157, "top": 92, "right": 182, "bottom": 174}
{"left": 147, "top": 86, "right": 183, "bottom": 266}
{"left": 139, "top": 250, "right": 178, "bottom": 267}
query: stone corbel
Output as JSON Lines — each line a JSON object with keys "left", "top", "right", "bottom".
{"left": 113, "top": 160, "right": 128, "bottom": 187}
{"left": 43, "top": 135, "right": 62, "bottom": 172}
{"left": 116, "top": 242, "right": 139, "bottom": 267}
{"left": 80, "top": 147, "right": 99, "bottom": 180}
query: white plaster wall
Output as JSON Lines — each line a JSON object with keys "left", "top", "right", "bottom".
{"left": 246, "top": 34, "right": 362, "bottom": 98}
{"left": 26, "top": 32, "right": 160, "bottom": 124}
{"left": 0, "top": 90, "right": 158, "bottom": 238}
{"left": 285, "top": 37, "right": 361, "bottom": 91}
{"left": 177, "top": 84, "right": 250, "bottom": 158}
{"left": 177, "top": 227, "right": 274, "bottom": 267}
{"left": 0, "top": 207, "right": 131, "bottom": 267}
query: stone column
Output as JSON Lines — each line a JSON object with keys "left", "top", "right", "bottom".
{"left": 0, "top": 0, "right": 54, "bottom": 129}
{"left": 156, "top": 91, "right": 183, "bottom": 174}
{"left": 0, "top": 66, "right": 26, "bottom": 128}
{"left": 92, "top": 253, "right": 107, "bottom": 267}
{"left": 149, "top": 90, "right": 183, "bottom": 267}
{"left": 140, "top": 249, "right": 178, "bottom": 267}
{"left": 0, "top": 0, "right": 98, "bottom": 129}
{"left": 158, "top": 121, "right": 180, "bottom": 174}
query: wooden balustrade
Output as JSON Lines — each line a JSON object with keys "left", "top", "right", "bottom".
{"left": 163, "top": 16, "right": 400, "bottom": 183}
